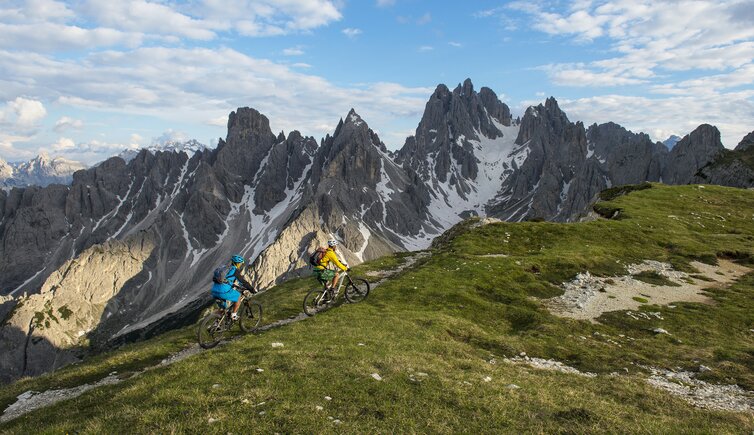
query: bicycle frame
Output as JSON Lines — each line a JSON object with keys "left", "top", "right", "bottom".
{"left": 319, "top": 271, "right": 350, "bottom": 303}
{"left": 214, "top": 284, "right": 253, "bottom": 324}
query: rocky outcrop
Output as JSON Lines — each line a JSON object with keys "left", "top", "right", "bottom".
{"left": 693, "top": 130, "right": 754, "bottom": 188}
{"left": 587, "top": 122, "right": 666, "bottom": 185}
{"left": 662, "top": 124, "right": 725, "bottom": 184}
{"left": 0, "top": 233, "right": 154, "bottom": 383}
{"left": 489, "top": 98, "right": 589, "bottom": 221}
{"left": 735, "top": 130, "right": 754, "bottom": 151}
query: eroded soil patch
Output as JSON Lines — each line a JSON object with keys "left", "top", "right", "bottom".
{"left": 547, "top": 259, "right": 750, "bottom": 321}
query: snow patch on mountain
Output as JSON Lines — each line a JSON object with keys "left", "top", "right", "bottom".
{"left": 425, "top": 123, "right": 521, "bottom": 227}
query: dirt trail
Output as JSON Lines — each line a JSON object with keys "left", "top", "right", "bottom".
{"left": 547, "top": 259, "right": 750, "bottom": 321}
{"left": 0, "top": 252, "right": 429, "bottom": 424}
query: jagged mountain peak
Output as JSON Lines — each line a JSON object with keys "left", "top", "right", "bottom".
{"left": 346, "top": 108, "right": 362, "bottom": 122}
{"left": 228, "top": 107, "right": 273, "bottom": 137}
{"left": 673, "top": 124, "right": 722, "bottom": 153}
{"left": 735, "top": 130, "right": 754, "bottom": 151}
{"left": 454, "top": 77, "right": 475, "bottom": 95}
{"left": 517, "top": 97, "right": 572, "bottom": 147}
{"left": 663, "top": 124, "right": 724, "bottom": 184}
{"left": 433, "top": 83, "right": 451, "bottom": 96}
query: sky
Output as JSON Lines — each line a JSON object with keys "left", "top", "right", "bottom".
{"left": 0, "top": 0, "right": 753, "bottom": 164}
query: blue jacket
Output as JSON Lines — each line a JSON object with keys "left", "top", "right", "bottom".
{"left": 211, "top": 265, "right": 253, "bottom": 296}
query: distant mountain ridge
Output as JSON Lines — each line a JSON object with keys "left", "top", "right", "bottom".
{"left": 663, "top": 135, "right": 682, "bottom": 150}
{"left": 0, "top": 78, "right": 751, "bottom": 384}
{"left": 116, "top": 139, "right": 208, "bottom": 163}
{"left": 0, "top": 153, "right": 87, "bottom": 189}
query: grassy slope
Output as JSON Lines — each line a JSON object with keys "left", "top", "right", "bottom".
{"left": 2, "top": 183, "right": 754, "bottom": 433}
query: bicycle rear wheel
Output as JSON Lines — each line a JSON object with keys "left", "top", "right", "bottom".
{"left": 303, "top": 288, "right": 329, "bottom": 316}
{"left": 345, "top": 277, "right": 370, "bottom": 303}
{"left": 197, "top": 312, "right": 227, "bottom": 349}
{"left": 239, "top": 301, "right": 263, "bottom": 332}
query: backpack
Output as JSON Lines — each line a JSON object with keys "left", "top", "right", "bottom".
{"left": 212, "top": 265, "right": 230, "bottom": 284}
{"left": 309, "top": 247, "right": 327, "bottom": 267}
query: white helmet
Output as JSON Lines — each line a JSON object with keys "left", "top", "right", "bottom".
{"left": 327, "top": 239, "right": 338, "bottom": 247}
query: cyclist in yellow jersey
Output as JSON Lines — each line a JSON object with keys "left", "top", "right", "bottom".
{"left": 313, "top": 239, "right": 349, "bottom": 289}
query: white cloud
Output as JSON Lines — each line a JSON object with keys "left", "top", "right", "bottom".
{"left": 152, "top": 129, "right": 189, "bottom": 146}
{"left": 283, "top": 46, "right": 305, "bottom": 56}
{"left": 342, "top": 27, "right": 362, "bottom": 38}
{"left": 0, "top": 97, "right": 47, "bottom": 129}
{"left": 505, "top": 1, "right": 754, "bottom": 149}
{"left": 53, "top": 116, "right": 84, "bottom": 132}
{"left": 448, "top": 41, "right": 462, "bottom": 48}
{"left": 199, "top": 0, "right": 343, "bottom": 36}
{"left": 473, "top": 7, "right": 503, "bottom": 18}
{"left": 539, "top": 64, "right": 647, "bottom": 87}
{"left": 0, "top": 0, "right": 344, "bottom": 53}
{"left": 50, "top": 136, "right": 76, "bottom": 152}
{"left": 509, "top": 1, "right": 754, "bottom": 86}
{"left": 42, "top": 138, "right": 136, "bottom": 160}
{"left": 79, "top": 0, "right": 215, "bottom": 41}
{"left": 416, "top": 13, "right": 431, "bottom": 25}
{"left": 291, "top": 62, "right": 312, "bottom": 69}
{"left": 206, "top": 116, "right": 228, "bottom": 127}
{"left": 558, "top": 92, "right": 754, "bottom": 149}
{"left": 3, "top": 0, "right": 75, "bottom": 23}
{"left": 0, "top": 133, "right": 35, "bottom": 160}
{"left": 0, "top": 46, "right": 433, "bottom": 142}
{"left": 129, "top": 133, "right": 144, "bottom": 145}
{"left": 418, "top": 46, "right": 434, "bottom": 52}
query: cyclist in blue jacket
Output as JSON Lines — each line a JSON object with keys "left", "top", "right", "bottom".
{"left": 211, "top": 255, "right": 255, "bottom": 320}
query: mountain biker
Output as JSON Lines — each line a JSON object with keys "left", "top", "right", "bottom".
{"left": 313, "top": 240, "right": 349, "bottom": 291}
{"left": 211, "top": 254, "right": 255, "bottom": 320}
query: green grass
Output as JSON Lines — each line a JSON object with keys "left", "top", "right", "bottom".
{"left": 1, "top": 183, "right": 754, "bottom": 433}
{"left": 632, "top": 296, "right": 649, "bottom": 303}
{"left": 632, "top": 271, "right": 682, "bottom": 287}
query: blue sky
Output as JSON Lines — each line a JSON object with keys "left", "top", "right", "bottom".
{"left": 1, "top": 0, "right": 753, "bottom": 164}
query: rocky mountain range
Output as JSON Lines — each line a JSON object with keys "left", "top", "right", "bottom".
{"left": 116, "top": 139, "right": 208, "bottom": 163}
{"left": 0, "top": 153, "right": 86, "bottom": 189}
{"left": 1, "top": 78, "right": 752, "bottom": 384}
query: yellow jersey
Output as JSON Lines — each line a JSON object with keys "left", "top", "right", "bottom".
{"left": 316, "top": 248, "right": 347, "bottom": 271}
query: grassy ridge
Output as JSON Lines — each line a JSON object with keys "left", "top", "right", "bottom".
{"left": 1, "top": 183, "right": 754, "bottom": 433}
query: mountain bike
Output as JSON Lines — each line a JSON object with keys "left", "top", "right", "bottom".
{"left": 197, "top": 286, "right": 262, "bottom": 349}
{"left": 303, "top": 271, "right": 370, "bottom": 316}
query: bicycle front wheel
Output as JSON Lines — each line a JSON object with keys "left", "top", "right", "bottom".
{"left": 239, "top": 301, "right": 263, "bottom": 332}
{"left": 303, "top": 288, "right": 329, "bottom": 316}
{"left": 197, "top": 313, "right": 227, "bottom": 349}
{"left": 345, "top": 278, "right": 370, "bottom": 303}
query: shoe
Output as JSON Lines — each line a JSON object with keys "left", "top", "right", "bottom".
{"left": 231, "top": 313, "right": 239, "bottom": 321}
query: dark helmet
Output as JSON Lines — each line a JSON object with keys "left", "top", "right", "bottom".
{"left": 231, "top": 254, "right": 245, "bottom": 265}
